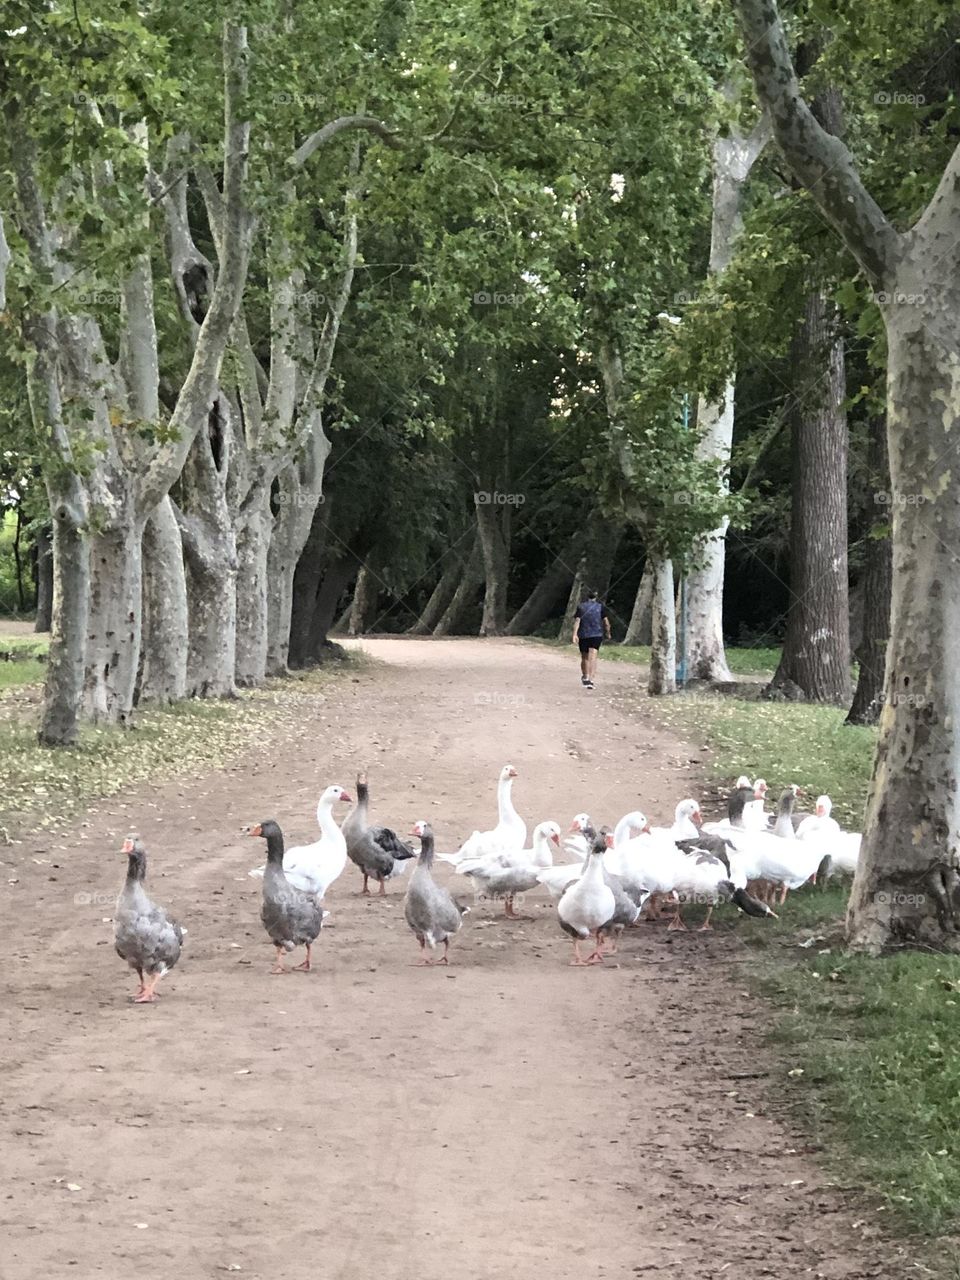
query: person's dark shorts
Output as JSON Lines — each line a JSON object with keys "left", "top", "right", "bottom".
{"left": 578, "top": 636, "right": 603, "bottom": 654}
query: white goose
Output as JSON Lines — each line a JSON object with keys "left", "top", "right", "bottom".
{"left": 742, "top": 778, "right": 770, "bottom": 831}
{"left": 668, "top": 846, "right": 778, "bottom": 931}
{"left": 557, "top": 839, "right": 616, "bottom": 965}
{"left": 248, "top": 784, "right": 351, "bottom": 898}
{"left": 650, "top": 798, "right": 702, "bottom": 842}
{"left": 459, "top": 821, "right": 562, "bottom": 919}
{"left": 537, "top": 814, "right": 596, "bottom": 898}
{"left": 441, "top": 764, "right": 527, "bottom": 867}
{"left": 797, "top": 796, "right": 861, "bottom": 879}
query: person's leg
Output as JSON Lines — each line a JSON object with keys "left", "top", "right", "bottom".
{"left": 580, "top": 646, "right": 590, "bottom": 681}
{"left": 588, "top": 641, "right": 600, "bottom": 681}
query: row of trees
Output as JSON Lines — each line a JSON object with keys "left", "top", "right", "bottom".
{"left": 1, "top": 0, "right": 958, "bottom": 950}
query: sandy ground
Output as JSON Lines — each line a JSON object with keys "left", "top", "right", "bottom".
{"left": 1, "top": 637, "right": 900, "bottom": 1279}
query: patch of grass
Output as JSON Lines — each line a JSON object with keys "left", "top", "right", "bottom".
{"left": 762, "top": 949, "right": 960, "bottom": 1238}
{"left": 634, "top": 683, "right": 960, "bottom": 1245}
{"left": 0, "top": 658, "right": 46, "bottom": 689}
{"left": 0, "top": 633, "right": 50, "bottom": 658}
{"left": 0, "top": 666, "right": 348, "bottom": 839}
{"left": 602, "top": 643, "right": 780, "bottom": 677}
{"left": 641, "top": 691, "right": 875, "bottom": 828}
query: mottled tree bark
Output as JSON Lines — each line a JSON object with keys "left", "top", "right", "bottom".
{"left": 408, "top": 553, "right": 464, "bottom": 635}
{"left": 770, "top": 287, "right": 851, "bottom": 703}
{"left": 622, "top": 560, "right": 653, "bottom": 646}
{"left": 476, "top": 500, "right": 511, "bottom": 636}
{"left": 348, "top": 566, "right": 378, "bottom": 635}
{"left": 139, "top": 497, "right": 188, "bottom": 704}
{"left": 34, "top": 526, "right": 53, "bottom": 632}
{"left": 736, "top": 0, "right": 960, "bottom": 951}
{"left": 648, "top": 556, "right": 677, "bottom": 696}
{"left": 846, "top": 416, "right": 892, "bottom": 725}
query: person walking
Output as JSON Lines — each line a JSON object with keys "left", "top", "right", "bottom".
{"left": 571, "top": 588, "right": 611, "bottom": 689}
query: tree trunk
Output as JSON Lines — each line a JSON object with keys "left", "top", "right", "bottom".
{"left": 735, "top": 0, "right": 960, "bottom": 951}
{"left": 505, "top": 530, "right": 584, "bottom": 636}
{"left": 287, "top": 497, "right": 329, "bottom": 669}
{"left": 622, "top": 560, "right": 653, "bottom": 645}
{"left": 685, "top": 382, "right": 734, "bottom": 681}
{"left": 178, "top": 397, "right": 238, "bottom": 699}
{"left": 770, "top": 289, "right": 851, "bottom": 703}
{"left": 235, "top": 499, "right": 271, "bottom": 686}
{"left": 846, "top": 415, "right": 892, "bottom": 726}
{"left": 306, "top": 555, "right": 356, "bottom": 657}
{"left": 38, "top": 504, "right": 89, "bottom": 746}
{"left": 34, "top": 525, "right": 53, "bottom": 632}
{"left": 83, "top": 522, "right": 142, "bottom": 725}
{"left": 648, "top": 556, "right": 677, "bottom": 696}
{"left": 434, "top": 539, "right": 482, "bottom": 636}
{"left": 348, "top": 565, "right": 378, "bottom": 635}
{"left": 408, "top": 555, "right": 464, "bottom": 635}
{"left": 558, "top": 516, "right": 621, "bottom": 642}
{"left": 476, "top": 501, "right": 511, "bottom": 636}
{"left": 138, "top": 497, "right": 188, "bottom": 705}
{"left": 685, "top": 105, "right": 770, "bottom": 682}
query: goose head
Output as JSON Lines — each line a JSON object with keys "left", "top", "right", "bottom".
{"left": 815, "top": 794, "right": 832, "bottom": 817}
{"left": 121, "top": 834, "right": 147, "bottom": 880}
{"left": 500, "top": 764, "right": 518, "bottom": 781}
{"left": 534, "top": 820, "right": 562, "bottom": 847}
{"left": 735, "top": 775, "right": 752, "bottom": 790}
{"left": 620, "top": 810, "right": 651, "bottom": 838}
{"left": 569, "top": 812, "right": 592, "bottom": 833}
{"left": 675, "top": 798, "right": 702, "bottom": 827}
{"left": 753, "top": 778, "right": 768, "bottom": 798}
{"left": 409, "top": 819, "right": 431, "bottom": 839}
{"left": 319, "top": 784, "right": 352, "bottom": 807}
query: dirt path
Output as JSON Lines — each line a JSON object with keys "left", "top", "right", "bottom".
{"left": 2, "top": 638, "right": 898, "bottom": 1279}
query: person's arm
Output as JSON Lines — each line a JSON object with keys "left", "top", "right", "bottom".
{"left": 603, "top": 604, "right": 611, "bottom": 640}
{"left": 572, "top": 605, "right": 581, "bottom": 645}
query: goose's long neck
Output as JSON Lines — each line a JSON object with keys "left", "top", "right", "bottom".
{"left": 265, "top": 831, "right": 285, "bottom": 865}
{"left": 613, "top": 814, "right": 636, "bottom": 849}
{"left": 728, "top": 790, "right": 748, "bottom": 826}
{"left": 532, "top": 829, "right": 553, "bottom": 867}
{"left": 418, "top": 834, "right": 435, "bottom": 868}
{"left": 497, "top": 777, "right": 517, "bottom": 825}
{"left": 356, "top": 782, "right": 369, "bottom": 820}
{"left": 317, "top": 797, "right": 342, "bottom": 844}
{"left": 582, "top": 852, "right": 605, "bottom": 885}
{"left": 774, "top": 794, "right": 795, "bottom": 838}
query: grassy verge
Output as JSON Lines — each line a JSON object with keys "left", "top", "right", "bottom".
{"left": 636, "top": 685, "right": 960, "bottom": 1249}
{"left": 603, "top": 642, "right": 781, "bottom": 677}
{"left": 0, "top": 632, "right": 50, "bottom": 690}
{"left": 0, "top": 664, "right": 350, "bottom": 840}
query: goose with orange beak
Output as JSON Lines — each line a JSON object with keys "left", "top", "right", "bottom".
{"left": 114, "top": 835, "right": 185, "bottom": 1003}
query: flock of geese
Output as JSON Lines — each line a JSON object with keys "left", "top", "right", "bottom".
{"left": 112, "top": 766, "right": 862, "bottom": 999}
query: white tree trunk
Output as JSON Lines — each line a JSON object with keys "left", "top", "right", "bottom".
{"left": 846, "top": 302, "right": 960, "bottom": 950}
{"left": 235, "top": 498, "right": 271, "bottom": 686}
{"left": 685, "top": 107, "right": 769, "bottom": 682}
{"left": 139, "top": 497, "right": 188, "bottom": 704}
{"left": 648, "top": 556, "right": 677, "bottom": 696}
{"left": 623, "top": 560, "right": 654, "bottom": 645}
{"left": 83, "top": 523, "right": 143, "bottom": 723}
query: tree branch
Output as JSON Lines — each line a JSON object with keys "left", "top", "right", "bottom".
{"left": 733, "top": 0, "right": 900, "bottom": 284}
{"left": 139, "top": 21, "right": 253, "bottom": 515}
{"left": 288, "top": 115, "right": 401, "bottom": 170}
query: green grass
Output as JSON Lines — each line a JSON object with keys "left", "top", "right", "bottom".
{"left": 603, "top": 642, "right": 781, "bottom": 677}
{"left": 763, "top": 950, "right": 960, "bottom": 1240}
{"left": 636, "top": 684, "right": 960, "bottom": 1246}
{"left": 643, "top": 691, "right": 875, "bottom": 828}
{"left": 0, "top": 658, "right": 46, "bottom": 689}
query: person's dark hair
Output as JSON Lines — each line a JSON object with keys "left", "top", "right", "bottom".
{"left": 585, "top": 588, "right": 599, "bottom": 600}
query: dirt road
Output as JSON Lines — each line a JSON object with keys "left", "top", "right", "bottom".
{"left": 2, "top": 638, "right": 897, "bottom": 1279}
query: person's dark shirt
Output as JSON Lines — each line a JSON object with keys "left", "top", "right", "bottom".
{"left": 575, "top": 600, "right": 607, "bottom": 638}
